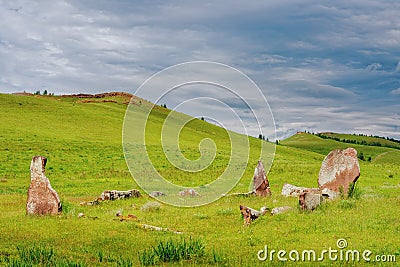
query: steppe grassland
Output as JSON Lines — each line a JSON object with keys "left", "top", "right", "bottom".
{"left": 0, "top": 94, "right": 399, "bottom": 266}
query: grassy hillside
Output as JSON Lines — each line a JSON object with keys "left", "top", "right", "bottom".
{"left": 0, "top": 94, "right": 399, "bottom": 266}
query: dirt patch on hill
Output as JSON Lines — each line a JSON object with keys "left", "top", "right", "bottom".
{"left": 61, "top": 92, "right": 133, "bottom": 99}
{"left": 77, "top": 99, "right": 120, "bottom": 104}
{"left": 12, "top": 91, "right": 148, "bottom": 106}
{"left": 62, "top": 92, "right": 144, "bottom": 105}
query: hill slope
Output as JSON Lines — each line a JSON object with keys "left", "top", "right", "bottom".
{"left": 318, "top": 132, "right": 400, "bottom": 150}
{"left": 281, "top": 132, "right": 400, "bottom": 164}
{"left": 0, "top": 93, "right": 399, "bottom": 266}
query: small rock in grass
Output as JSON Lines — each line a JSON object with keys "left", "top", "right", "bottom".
{"left": 239, "top": 205, "right": 269, "bottom": 226}
{"left": 149, "top": 191, "right": 165, "bottom": 197}
{"left": 299, "top": 191, "right": 323, "bottom": 211}
{"left": 100, "top": 189, "right": 141, "bottom": 201}
{"left": 141, "top": 201, "right": 161, "bottom": 212}
{"left": 271, "top": 206, "right": 292, "bottom": 215}
{"left": 116, "top": 211, "right": 138, "bottom": 221}
{"left": 179, "top": 188, "right": 199, "bottom": 197}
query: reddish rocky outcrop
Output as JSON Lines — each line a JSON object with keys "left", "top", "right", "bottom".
{"left": 318, "top": 148, "right": 360, "bottom": 194}
{"left": 26, "top": 156, "right": 61, "bottom": 215}
{"left": 253, "top": 160, "right": 271, "bottom": 197}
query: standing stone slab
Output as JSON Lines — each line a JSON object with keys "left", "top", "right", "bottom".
{"left": 253, "top": 160, "right": 271, "bottom": 197}
{"left": 26, "top": 156, "right": 62, "bottom": 215}
{"left": 318, "top": 148, "right": 360, "bottom": 194}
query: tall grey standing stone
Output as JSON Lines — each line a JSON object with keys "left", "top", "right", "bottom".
{"left": 253, "top": 160, "right": 271, "bottom": 197}
{"left": 26, "top": 156, "right": 62, "bottom": 215}
{"left": 318, "top": 148, "right": 360, "bottom": 194}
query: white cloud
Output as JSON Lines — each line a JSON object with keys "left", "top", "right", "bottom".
{"left": 395, "top": 61, "right": 400, "bottom": 72}
{"left": 253, "top": 54, "right": 289, "bottom": 64}
{"left": 366, "top": 63, "right": 382, "bottom": 71}
{"left": 390, "top": 88, "right": 400, "bottom": 95}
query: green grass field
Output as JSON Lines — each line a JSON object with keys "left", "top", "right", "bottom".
{"left": 0, "top": 93, "right": 399, "bottom": 266}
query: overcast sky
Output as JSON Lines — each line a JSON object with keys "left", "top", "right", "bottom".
{"left": 1, "top": 1, "right": 399, "bottom": 139}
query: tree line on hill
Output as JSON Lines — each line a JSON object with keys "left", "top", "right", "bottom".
{"left": 33, "top": 90, "right": 54, "bottom": 96}
{"left": 312, "top": 132, "right": 400, "bottom": 150}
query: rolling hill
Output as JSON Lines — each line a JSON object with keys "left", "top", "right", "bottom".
{"left": 0, "top": 93, "right": 399, "bottom": 266}
{"left": 281, "top": 132, "right": 400, "bottom": 165}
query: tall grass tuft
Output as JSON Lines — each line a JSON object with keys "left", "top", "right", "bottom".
{"left": 16, "top": 245, "right": 54, "bottom": 265}
{"left": 4, "top": 258, "right": 31, "bottom": 267}
{"left": 55, "top": 259, "right": 87, "bottom": 267}
{"left": 339, "top": 199, "right": 356, "bottom": 209}
{"left": 4, "top": 246, "right": 86, "bottom": 267}
{"left": 347, "top": 182, "right": 362, "bottom": 199}
{"left": 139, "top": 238, "right": 205, "bottom": 265}
{"left": 140, "top": 201, "right": 161, "bottom": 212}
{"left": 116, "top": 256, "right": 133, "bottom": 267}
{"left": 339, "top": 182, "right": 362, "bottom": 200}
{"left": 210, "top": 249, "right": 228, "bottom": 266}
{"left": 138, "top": 249, "right": 157, "bottom": 266}
{"left": 60, "top": 200, "right": 75, "bottom": 216}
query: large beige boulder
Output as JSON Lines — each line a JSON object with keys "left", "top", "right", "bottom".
{"left": 318, "top": 148, "right": 360, "bottom": 194}
{"left": 281, "top": 183, "right": 319, "bottom": 197}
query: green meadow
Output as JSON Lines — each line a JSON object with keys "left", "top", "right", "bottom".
{"left": 0, "top": 93, "right": 399, "bottom": 266}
